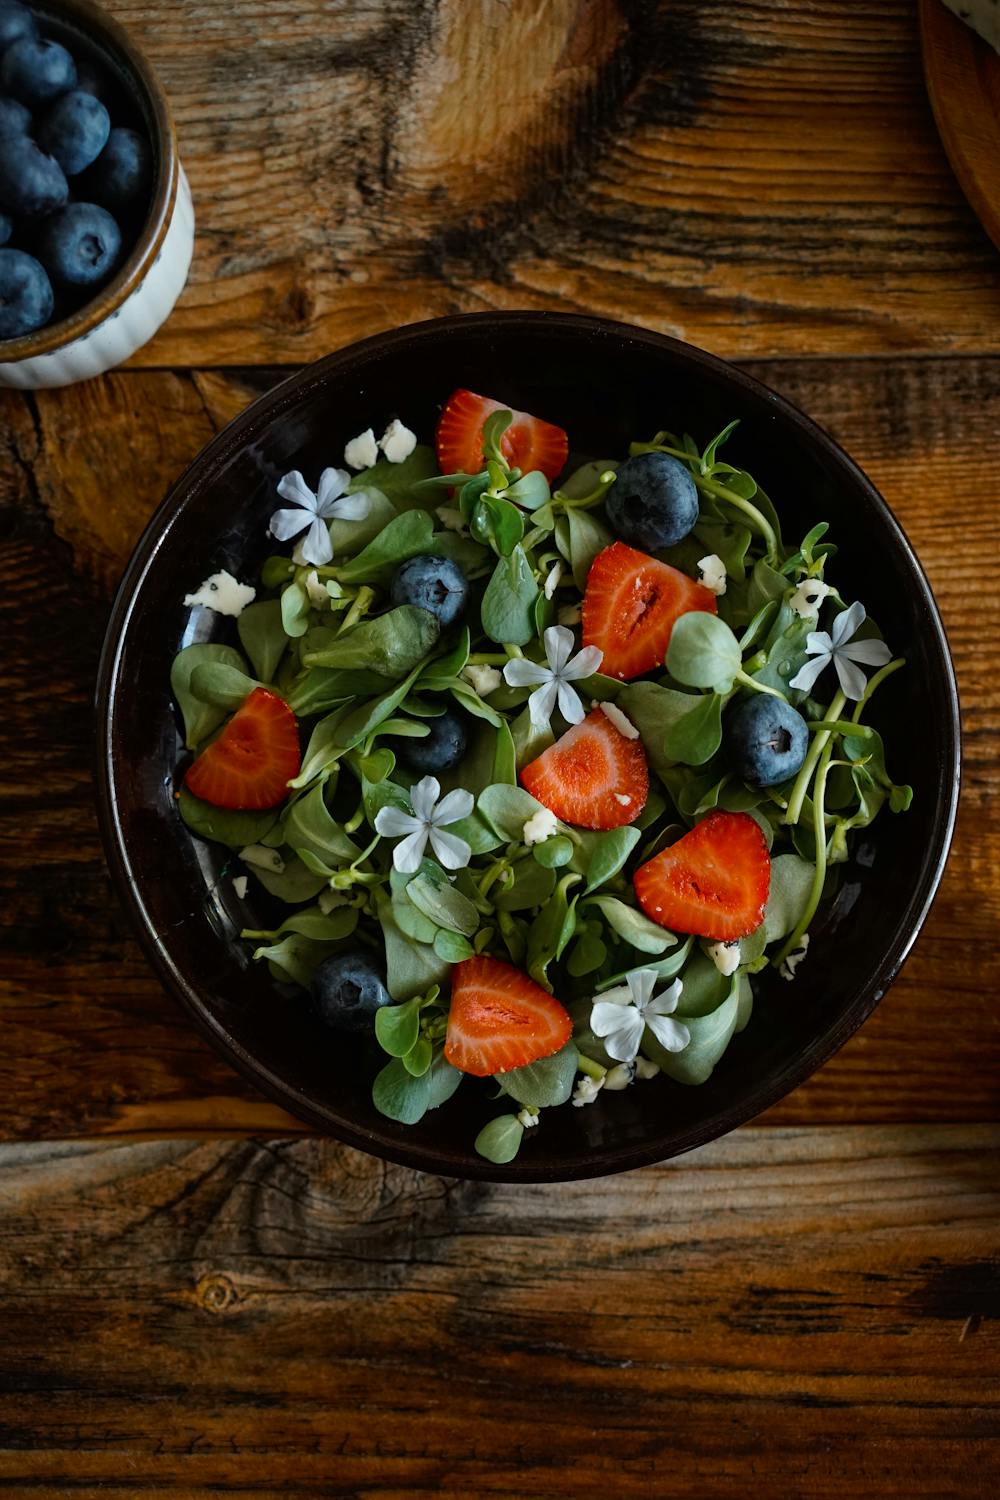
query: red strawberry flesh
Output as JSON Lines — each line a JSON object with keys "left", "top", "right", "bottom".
{"left": 444, "top": 955, "right": 572, "bottom": 1077}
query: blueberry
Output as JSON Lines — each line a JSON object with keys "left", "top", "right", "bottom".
{"left": 0, "top": 247, "right": 53, "bottom": 337}
{"left": 37, "top": 89, "right": 110, "bottom": 175}
{"left": 309, "top": 952, "right": 391, "bottom": 1035}
{"left": 0, "top": 2, "right": 37, "bottom": 52}
{"left": 0, "top": 210, "right": 10, "bottom": 244}
{"left": 1, "top": 36, "right": 76, "bottom": 107}
{"left": 0, "top": 133, "right": 67, "bottom": 216}
{"left": 36, "top": 201, "right": 120, "bottom": 287}
{"left": 390, "top": 708, "right": 468, "bottom": 775}
{"left": 0, "top": 94, "right": 29, "bottom": 137}
{"left": 724, "top": 694, "right": 809, "bottom": 789}
{"left": 80, "top": 125, "right": 151, "bottom": 210}
{"left": 73, "top": 57, "right": 107, "bottom": 100}
{"left": 606, "top": 452, "right": 700, "bottom": 551}
{"left": 390, "top": 554, "right": 469, "bottom": 628}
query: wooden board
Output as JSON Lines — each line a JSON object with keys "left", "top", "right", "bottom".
{"left": 0, "top": 355, "right": 997, "bottom": 1141}
{"left": 0, "top": 1126, "right": 996, "bottom": 1497}
{"left": 922, "top": 0, "right": 1000, "bottom": 253}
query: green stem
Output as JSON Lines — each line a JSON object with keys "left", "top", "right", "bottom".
{"left": 808, "top": 719, "right": 871, "bottom": 737}
{"left": 337, "top": 585, "right": 375, "bottom": 635}
{"left": 575, "top": 1053, "right": 607, "bottom": 1081}
{"left": 698, "top": 476, "right": 780, "bottom": 563}
{"left": 785, "top": 688, "right": 846, "bottom": 826}
{"left": 344, "top": 803, "right": 366, "bottom": 835}
{"left": 467, "top": 652, "right": 509, "bottom": 666}
{"left": 850, "top": 657, "right": 906, "bottom": 722}
{"left": 775, "top": 735, "right": 835, "bottom": 965}
{"left": 476, "top": 859, "right": 510, "bottom": 901}
{"left": 733, "top": 669, "right": 787, "bottom": 701}
{"left": 554, "top": 471, "right": 617, "bottom": 512}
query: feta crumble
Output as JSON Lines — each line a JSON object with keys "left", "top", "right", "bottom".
{"left": 435, "top": 505, "right": 468, "bottom": 534}
{"left": 779, "top": 933, "right": 810, "bottom": 981}
{"left": 183, "top": 570, "right": 256, "bottom": 618}
{"left": 462, "top": 663, "right": 502, "bottom": 697}
{"left": 379, "top": 418, "right": 417, "bottom": 463}
{"left": 790, "top": 578, "right": 833, "bottom": 618}
{"left": 697, "top": 554, "right": 727, "bottom": 597}
{"left": 239, "top": 845, "right": 285, "bottom": 874}
{"left": 516, "top": 1107, "right": 540, "bottom": 1129}
{"left": 232, "top": 876, "right": 248, "bottom": 900}
{"left": 572, "top": 1073, "right": 605, "bottom": 1107}
{"left": 635, "top": 1056, "right": 660, "bottom": 1080}
{"left": 304, "top": 569, "right": 330, "bottom": 608}
{"left": 614, "top": 792, "right": 632, "bottom": 807}
{"left": 543, "top": 561, "right": 563, "bottom": 599}
{"left": 558, "top": 603, "right": 582, "bottom": 627}
{"left": 522, "top": 806, "right": 559, "bottom": 846}
{"left": 604, "top": 1061, "right": 637, "bottom": 1091}
{"left": 343, "top": 428, "right": 378, "bottom": 471}
{"left": 706, "top": 939, "right": 741, "bottom": 977}
{"left": 599, "top": 701, "right": 640, "bottom": 739}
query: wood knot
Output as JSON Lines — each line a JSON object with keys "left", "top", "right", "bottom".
{"left": 196, "top": 1272, "right": 239, "bottom": 1315}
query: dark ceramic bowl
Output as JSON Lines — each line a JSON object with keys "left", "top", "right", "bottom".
{"left": 95, "top": 312, "right": 960, "bottom": 1182}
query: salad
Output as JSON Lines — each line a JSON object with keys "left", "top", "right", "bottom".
{"left": 171, "top": 391, "right": 912, "bottom": 1164}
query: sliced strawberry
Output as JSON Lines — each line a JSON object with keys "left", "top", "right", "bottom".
{"left": 444, "top": 955, "right": 572, "bottom": 1077}
{"left": 435, "top": 388, "right": 569, "bottom": 484}
{"left": 633, "top": 809, "right": 770, "bottom": 941}
{"left": 520, "top": 706, "right": 648, "bottom": 830}
{"left": 582, "top": 540, "right": 718, "bottom": 681}
{"left": 184, "top": 687, "right": 300, "bottom": 811}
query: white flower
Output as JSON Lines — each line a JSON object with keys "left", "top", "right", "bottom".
{"left": 183, "top": 570, "right": 256, "bottom": 618}
{"left": 502, "top": 625, "right": 603, "bottom": 730}
{"left": 517, "top": 1107, "right": 540, "bottom": 1129}
{"left": 572, "top": 1073, "right": 605, "bottom": 1107}
{"left": 558, "top": 603, "right": 582, "bottom": 627}
{"left": 590, "top": 968, "right": 689, "bottom": 1063}
{"left": 522, "top": 806, "right": 559, "bottom": 846}
{"left": 379, "top": 418, "right": 417, "bottom": 463}
{"left": 239, "top": 845, "right": 285, "bottom": 874}
{"left": 788, "top": 601, "right": 892, "bottom": 702}
{"left": 635, "top": 1056, "right": 660, "bottom": 1080}
{"left": 706, "top": 939, "right": 741, "bottom": 977}
{"left": 436, "top": 505, "right": 468, "bottom": 534}
{"left": 232, "top": 875, "right": 248, "bottom": 900}
{"left": 697, "top": 554, "right": 727, "bottom": 596}
{"left": 779, "top": 933, "right": 810, "bottom": 982}
{"left": 543, "top": 560, "right": 563, "bottom": 599}
{"left": 373, "top": 776, "right": 473, "bottom": 874}
{"left": 604, "top": 1061, "right": 637, "bottom": 1091}
{"left": 343, "top": 428, "right": 378, "bottom": 471}
{"left": 789, "top": 577, "right": 833, "bottom": 618}
{"left": 598, "top": 701, "right": 639, "bottom": 739}
{"left": 270, "top": 467, "right": 370, "bottom": 567}
{"left": 461, "top": 663, "right": 502, "bottom": 697}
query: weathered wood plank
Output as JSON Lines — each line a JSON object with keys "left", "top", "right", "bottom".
{"left": 0, "top": 355, "right": 996, "bottom": 1140}
{"left": 0, "top": 1126, "right": 996, "bottom": 1495}
{"left": 88, "top": 0, "right": 1000, "bottom": 366}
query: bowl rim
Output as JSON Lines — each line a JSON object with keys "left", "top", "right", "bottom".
{"left": 0, "top": 0, "right": 178, "bottom": 363}
{"left": 94, "top": 311, "right": 962, "bottom": 1182}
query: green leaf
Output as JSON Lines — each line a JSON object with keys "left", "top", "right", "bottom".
{"left": 647, "top": 977, "right": 740, "bottom": 1084}
{"left": 251, "top": 933, "right": 334, "bottom": 990}
{"left": 347, "top": 444, "right": 439, "bottom": 508}
{"left": 480, "top": 495, "right": 524, "bottom": 557}
{"left": 280, "top": 580, "right": 311, "bottom": 638}
{"left": 330, "top": 658, "right": 431, "bottom": 751}
{"left": 334, "top": 511, "right": 436, "bottom": 586}
{"left": 433, "top": 928, "right": 474, "bottom": 962}
{"left": 587, "top": 895, "right": 676, "bottom": 954}
{"left": 567, "top": 507, "right": 612, "bottom": 591}
{"left": 575, "top": 826, "right": 641, "bottom": 893}
{"left": 171, "top": 643, "right": 249, "bottom": 749}
{"left": 251, "top": 853, "right": 330, "bottom": 903}
{"left": 237, "top": 599, "right": 289, "bottom": 683}
{"left": 511, "top": 702, "right": 554, "bottom": 769}
{"left": 763, "top": 854, "right": 816, "bottom": 942}
{"left": 372, "top": 1056, "right": 433, "bottom": 1124}
{"left": 567, "top": 927, "right": 608, "bottom": 976}
{"left": 478, "top": 782, "right": 545, "bottom": 842}
{"left": 494, "top": 857, "right": 557, "bottom": 913}
{"left": 448, "top": 680, "right": 504, "bottom": 727}
{"left": 426, "top": 1053, "right": 463, "bottom": 1109}
{"left": 282, "top": 785, "right": 362, "bottom": 865}
{"left": 188, "top": 660, "right": 260, "bottom": 711}
{"left": 481, "top": 545, "right": 539, "bottom": 646}
{"left": 526, "top": 873, "right": 579, "bottom": 988}
{"left": 504, "top": 470, "right": 550, "bottom": 510}
{"left": 270, "top": 905, "right": 358, "bottom": 941}
{"left": 377, "top": 894, "right": 450, "bottom": 1000}
{"left": 531, "top": 834, "right": 574, "bottom": 869}
{"left": 497, "top": 1040, "right": 578, "bottom": 1108}
{"left": 747, "top": 557, "right": 789, "bottom": 614}
{"left": 286, "top": 705, "right": 354, "bottom": 790}
{"left": 674, "top": 951, "right": 729, "bottom": 1016}
{"left": 389, "top": 866, "right": 438, "bottom": 943}
{"left": 475, "top": 1114, "right": 524, "bottom": 1164}
{"left": 408, "top": 876, "right": 481, "bottom": 937}
{"left": 662, "top": 692, "right": 723, "bottom": 766}
{"left": 843, "top": 727, "right": 912, "bottom": 814}
{"left": 402, "top": 1036, "right": 434, "bottom": 1076}
{"left": 417, "top": 627, "right": 472, "bottom": 685}
{"left": 375, "top": 998, "right": 421, "bottom": 1057}
{"left": 616, "top": 680, "right": 700, "bottom": 781}
{"left": 176, "top": 786, "right": 278, "bottom": 848}
{"left": 302, "top": 605, "right": 439, "bottom": 679}
{"left": 600, "top": 935, "right": 694, "bottom": 990}
{"left": 329, "top": 485, "right": 397, "bottom": 548}
{"left": 481, "top": 408, "right": 514, "bottom": 464}
{"left": 666, "top": 612, "right": 743, "bottom": 693}
{"left": 734, "top": 971, "right": 754, "bottom": 1032}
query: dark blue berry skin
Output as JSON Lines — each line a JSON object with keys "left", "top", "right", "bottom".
{"left": 73, "top": 57, "right": 107, "bottom": 100}
{"left": 606, "top": 452, "right": 700, "bottom": 551}
{"left": 1, "top": 37, "right": 77, "bottom": 108}
{"left": 391, "top": 708, "right": 468, "bottom": 775}
{"left": 0, "top": 133, "right": 67, "bottom": 216}
{"left": 309, "top": 952, "right": 391, "bottom": 1035}
{"left": 80, "top": 125, "right": 151, "bottom": 210}
{"left": 37, "top": 89, "right": 110, "bottom": 175}
{"left": 390, "top": 553, "right": 469, "bottom": 628}
{"left": 0, "top": 247, "right": 53, "bottom": 337}
{"left": 0, "top": 2, "right": 37, "bottom": 52}
{"left": 0, "top": 211, "right": 10, "bottom": 245}
{"left": 0, "top": 94, "right": 29, "bottom": 137}
{"left": 724, "top": 694, "right": 809, "bottom": 789}
{"left": 36, "top": 201, "right": 121, "bottom": 287}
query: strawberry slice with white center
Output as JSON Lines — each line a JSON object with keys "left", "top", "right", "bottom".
{"left": 582, "top": 540, "right": 718, "bottom": 681}
{"left": 633, "top": 809, "right": 771, "bottom": 941}
{"left": 444, "top": 955, "right": 573, "bottom": 1077}
{"left": 520, "top": 705, "right": 649, "bottom": 830}
{"left": 184, "top": 687, "right": 301, "bottom": 811}
{"left": 435, "top": 388, "right": 568, "bottom": 483}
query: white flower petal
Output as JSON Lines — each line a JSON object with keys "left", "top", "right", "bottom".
{"left": 503, "top": 657, "right": 552, "bottom": 688}
{"left": 428, "top": 826, "right": 472, "bottom": 869}
{"left": 543, "top": 561, "right": 563, "bottom": 599}
{"left": 839, "top": 637, "right": 893, "bottom": 667}
{"left": 315, "top": 467, "right": 351, "bottom": 511}
{"left": 374, "top": 806, "right": 422, "bottom": 838}
{"left": 276, "top": 471, "right": 317, "bottom": 511}
{"left": 393, "top": 828, "right": 430, "bottom": 873}
{"left": 555, "top": 680, "right": 586, "bottom": 725}
{"left": 269, "top": 507, "right": 310, "bottom": 542}
{"left": 645, "top": 1013, "right": 690, "bottom": 1053}
{"left": 544, "top": 625, "right": 575, "bottom": 674}
{"left": 528, "top": 679, "right": 559, "bottom": 729}
{"left": 432, "top": 788, "right": 474, "bottom": 825}
{"left": 326, "top": 491, "right": 371, "bottom": 522}
{"left": 298, "top": 518, "right": 334, "bottom": 566}
{"left": 646, "top": 977, "right": 683, "bottom": 1016}
{"left": 410, "top": 776, "right": 441, "bottom": 822}
{"left": 804, "top": 630, "right": 834, "bottom": 657}
{"left": 788, "top": 655, "right": 830, "bottom": 694}
{"left": 590, "top": 999, "right": 635, "bottom": 1036}
{"left": 833, "top": 654, "right": 868, "bottom": 702}
{"left": 831, "top": 601, "right": 866, "bottom": 648}
{"left": 603, "top": 1013, "right": 646, "bottom": 1063}
{"left": 627, "top": 969, "right": 659, "bottom": 1009}
{"left": 560, "top": 644, "right": 604, "bottom": 681}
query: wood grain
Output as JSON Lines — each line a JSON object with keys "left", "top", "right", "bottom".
{"left": 88, "top": 0, "right": 1000, "bottom": 367}
{"left": 0, "top": 355, "right": 997, "bottom": 1140}
{"left": 0, "top": 1126, "right": 996, "bottom": 1496}
{"left": 922, "top": 0, "right": 1000, "bottom": 254}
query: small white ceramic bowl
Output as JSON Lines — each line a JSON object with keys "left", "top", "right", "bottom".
{"left": 0, "top": 0, "right": 193, "bottom": 388}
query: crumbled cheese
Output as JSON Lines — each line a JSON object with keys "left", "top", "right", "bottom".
{"left": 790, "top": 578, "right": 833, "bottom": 618}
{"left": 232, "top": 876, "right": 248, "bottom": 900}
{"left": 543, "top": 560, "right": 563, "bottom": 600}
{"left": 318, "top": 888, "right": 350, "bottom": 914}
{"left": 697, "top": 554, "right": 727, "bottom": 597}
{"left": 462, "top": 663, "right": 502, "bottom": 697}
{"left": 516, "top": 1107, "right": 540, "bottom": 1129}
{"left": 635, "top": 1056, "right": 660, "bottom": 1080}
{"left": 599, "top": 701, "right": 639, "bottom": 739}
{"left": 183, "top": 570, "right": 256, "bottom": 618}
{"left": 304, "top": 569, "right": 330, "bottom": 608}
{"left": 379, "top": 418, "right": 417, "bottom": 463}
{"left": 706, "top": 939, "right": 741, "bottom": 977}
{"left": 604, "top": 1061, "right": 637, "bottom": 1091}
{"left": 558, "top": 603, "right": 582, "bottom": 627}
{"left": 572, "top": 1073, "right": 605, "bottom": 1107}
{"left": 522, "top": 806, "right": 559, "bottom": 846}
{"left": 435, "top": 505, "right": 468, "bottom": 534}
{"left": 614, "top": 793, "right": 632, "bottom": 807}
{"left": 779, "top": 933, "right": 810, "bottom": 981}
{"left": 239, "top": 845, "right": 285, "bottom": 874}
{"left": 343, "top": 427, "right": 379, "bottom": 471}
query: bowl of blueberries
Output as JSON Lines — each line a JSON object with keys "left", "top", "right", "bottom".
{"left": 0, "top": 0, "right": 193, "bottom": 387}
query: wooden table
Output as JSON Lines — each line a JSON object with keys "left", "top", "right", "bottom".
{"left": 1, "top": 2, "right": 998, "bottom": 1494}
